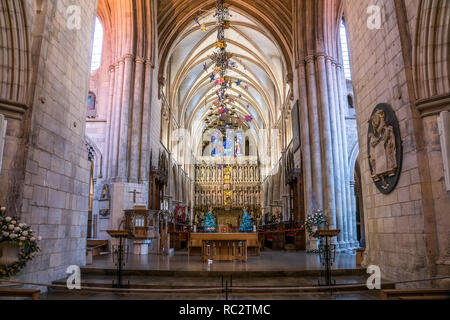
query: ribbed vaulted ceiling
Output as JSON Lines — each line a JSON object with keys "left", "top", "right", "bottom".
{"left": 161, "top": 4, "right": 291, "bottom": 154}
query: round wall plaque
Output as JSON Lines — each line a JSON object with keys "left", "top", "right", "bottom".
{"left": 367, "top": 103, "right": 403, "bottom": 194}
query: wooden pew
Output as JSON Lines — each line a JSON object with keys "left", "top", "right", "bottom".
{"left": 0, "top": 289, "right": 41, "bottom": 300}
{"left": 87, "top": 240, "right": 109, "bottom": 256}
{"left": 381, "top": 288, "right": 450, "bottom": 300}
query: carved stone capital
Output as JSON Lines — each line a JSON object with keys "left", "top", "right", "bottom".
{"left": 416, "top": 93, "right": 450, "bottom": 118}
{"left": 0, "top": 98, "right": 28, "bottom": 120}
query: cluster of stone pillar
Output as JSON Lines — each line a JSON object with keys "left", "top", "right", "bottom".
{"left": 297, "top": 54, "right": 359, "bottom": 250}
{"left": 104, "top": 55, "right": 154, "bottom": 183}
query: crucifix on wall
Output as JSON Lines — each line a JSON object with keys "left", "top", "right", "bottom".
{"left": 129, "top": 189, "right": 141, "bottom": 204}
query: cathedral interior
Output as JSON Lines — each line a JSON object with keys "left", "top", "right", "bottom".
{"left": 0, "top": 0, "right": 449, "bottom": 302}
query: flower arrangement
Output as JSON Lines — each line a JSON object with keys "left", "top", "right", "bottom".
{"left": 302, "top": 209, "right": 329, "bottom": 238}
{"left": 0, "top": 207, "right": 42, "bottom": 277}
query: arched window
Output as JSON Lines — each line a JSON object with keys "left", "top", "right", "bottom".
{"left": 340, "top": 19, "right": 352, "bottom": 80}
{"left": 90, "top": 17, "right": 104, "bottom": 72}
{"left": 87, "top": 91, "right": 97, "bottom": 118}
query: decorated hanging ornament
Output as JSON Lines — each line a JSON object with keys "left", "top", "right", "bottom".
{"left": 216, "top": 40, "right": 226, "bottom": 48}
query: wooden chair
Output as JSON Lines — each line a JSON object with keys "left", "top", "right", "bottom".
{"left": 233, "top": 241, "right": 247, "bottom": 262}
{"left": 247, "top": 239, "right": 260, "bottom": 256}
{"left": 201, "top": 240, "right": 216, "bottom": 262}
{"left": 188, "top": 239, "right": 202, "bottom": 256}
{"left": 0, "top": 289, "right": 41, "bottom": 300}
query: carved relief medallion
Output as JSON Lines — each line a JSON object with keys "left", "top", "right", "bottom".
{"left": 367, "top": 103, "right": 403, "bottom": 194}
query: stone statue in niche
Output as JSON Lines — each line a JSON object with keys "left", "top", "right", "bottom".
{"left": 99, "top": 184, "right": 111, "bottom": 217}
{"left": 101, "top": 184, "right": 110, "bottom": 200}
{"left": 367, "top": 103, "right": 403, "bottom": 194}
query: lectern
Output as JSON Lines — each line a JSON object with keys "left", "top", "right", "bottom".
{"left": 313, "top": 229, "right": 340, "bottom": 288}
{"left": 107, "top": 230, "right": 131, "bottom": 288}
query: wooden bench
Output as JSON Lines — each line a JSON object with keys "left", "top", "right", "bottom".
{"left": 87, "top": 240, "right": 109, "bottom": 256}
{"left": 86, "top": 240, "right": 109, "bottom": 264}
{"left": 0, "top": 289, "right": 41, "bottom": 300}
{"left": 381, "top": 288, "right": 450, "bottom": 300}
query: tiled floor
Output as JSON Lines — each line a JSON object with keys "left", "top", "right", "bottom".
{"left": 86, "top": 250, "right": 359, "bottom": 273}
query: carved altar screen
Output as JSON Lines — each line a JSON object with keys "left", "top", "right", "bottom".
{"left": 194, "top": 163, "right": 261, "bottom": 227}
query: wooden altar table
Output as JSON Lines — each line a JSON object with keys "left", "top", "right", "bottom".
{"left": 189, "top": 233, "right": 258, "bottom": 262}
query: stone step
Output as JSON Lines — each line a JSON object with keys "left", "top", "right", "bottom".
{"left": 52, "top": 275, "right": 395, "bottom": 294}
{"left": 80, "top": 267, "right": 366, "bottom": 278}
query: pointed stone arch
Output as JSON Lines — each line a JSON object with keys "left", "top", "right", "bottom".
{"left": 414, "top": 0, "right": 450, "bottom": 116}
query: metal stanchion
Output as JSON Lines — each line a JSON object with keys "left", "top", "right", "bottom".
{"left": 107, "top": 230, "right": 131, "bottom": 289}
{"left": 222, "top": 275, "right": 233, "bottom": 300}
{"left": 314, "top": 229, "right": 340, "bottom": 294}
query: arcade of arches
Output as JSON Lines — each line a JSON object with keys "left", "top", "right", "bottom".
{"left": 0, "top": 0, "right": 449, "bottom": 292}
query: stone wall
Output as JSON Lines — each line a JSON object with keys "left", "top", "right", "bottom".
{"left": 343, "top": 0, "right": 449, "bottom": 284}
{"left": 17, "top": 0, "right": 98, "bottom": 286}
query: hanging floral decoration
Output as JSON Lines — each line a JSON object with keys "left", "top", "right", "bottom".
{"left": 194, "top": 16, "right": 208, "bottom": 32}
{"left": 196, "top": 0, "right": 254, "bottom": 131}
{"left": 0, "top": 208, "right": 42, "bottom": 277}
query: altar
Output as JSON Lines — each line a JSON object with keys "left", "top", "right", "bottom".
{"left": 189, "top": 233, "right": 258, "bottom": 262}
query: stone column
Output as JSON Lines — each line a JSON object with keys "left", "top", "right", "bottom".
{"left": 305, "top": 56, "right": 323, "bottom": 210}
{"left": 297, "top": 62, "right": 313, "bottom": 216}
{"left": 104, "top": 65, "right": 116, "bottom": 180}
{"left": 129, "top": 57, "right": 144, "bottom": 182}
{"left": 109, "top": 60, "right": 125, "bottom": 179}
{"left": 316, "top": 54, "right": 337, "bottom": 231}
{"left": 332, "top": 60, "right": 351, "bottom": 249}
{"left": 117, "top": 55, "right": 134, "bottom": 181}
{"left": 326, "top": 56, "right": 345, "bottom": 247}
{"left": 139, "top": 61, "right": 154, "bottom": 182}
{"left": 349, "top": 180, "right": 359, "bottom": 247}
{"left": 337, "top": 63, "right": 357, "bottom": 248}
